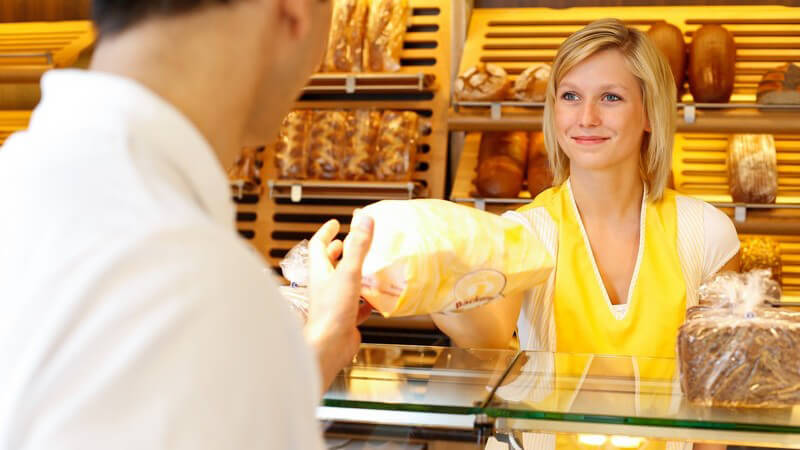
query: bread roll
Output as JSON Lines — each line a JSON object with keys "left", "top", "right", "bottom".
{"left": 757, "top": 63, "right": 800, "bottom": 105}
{"left": 476, "top": 156, "right": 524, "bottom": 198}
{"left": 455, "top": 63, "right": 511, "bottom": 101}
{"left": 364, "top": 0, "right": 409, "bottom": 72}
{"left": 728, "top": 134, "right": 778, "bottom": 204}
{"left": 526, "top": 132, "right": 553, "bottom": 198}
{"left": 375, "top": 110, "right": 419, "bottom": 181}
{"left": 325, "top": 0, "right": 369, "bottom": 72}
{"left": 308, "top": 110, "right": 349, "bottom": 180}
{"left": 512, "top": 64, "right": 550, "bottom": 102}
{"left": 275, "top": 110, "right": 311, "bottom": 179}
{"left": 741, "top": 236, "right": 782, "bottom": 284}
{"left": 343, "top": 109, "right": 381, "bottom": 180}
{"left": 647, "top": 22, "right": 686, "bottom": 96}
{"left": 478, "top": 131, "right": 528, "bottom": 169}
{"left": 688, "top": 25, "right": 736, "bottom": 103}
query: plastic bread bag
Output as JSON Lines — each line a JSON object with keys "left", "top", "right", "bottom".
{"left": 678, "top": 270, "right": 800, "bottom": 408}
{"left": 274, "top": 110, "right": 311, "bottom": 179}
{"left": 279, "top": 199, "right": 553, "bottom": 318}
{"left": 325, "top": 0, "right": 369, "bottom": 72}
{"left": 278, "top": 241, "right": 311, "bottom": 324}
{"left": 364, "top": 0, "right": 409, "bottom": 72}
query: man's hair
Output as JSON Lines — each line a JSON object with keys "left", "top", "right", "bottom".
{"left": 92, "top": 0, "right": 235, "bottom": 36}
{"left": 542, "top": 18, "right": 677, "bottom": 202}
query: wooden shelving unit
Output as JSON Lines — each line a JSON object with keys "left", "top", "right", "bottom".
{"left": 235, "top": 1, "right": 453, "bottom": 273}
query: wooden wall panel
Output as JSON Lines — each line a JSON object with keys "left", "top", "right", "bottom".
{"left": 0, "top": 0, "right": 91, "bottom": 22}
{"left": 476, "top": 0, "right": 800, "bottom": 7}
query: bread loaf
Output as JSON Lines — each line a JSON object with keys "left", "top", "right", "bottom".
{"left": 308, "top": 110, "right": 349, "bottom": 180}
{"left": 275, "top": 110, "right": 311, "bottom": 179}
{"left": 679, "top": 306, "right": 800, "bottom": 408}
{"left": 688, "top": 25, "right": 736, "bottom": 103}
{"left": 364, "top": 0, "right": 409, "bottom": 72}
{"left": 741, "top": 236, "right": 782, "bottom": 284}
{"left": 375, "top": 110, "right": 419, "bottom": 181}
{"left": 512, "top": 64, "right": 550, "bottom": 102}
{"left": 343, "top": 109, "right": 381, "bottom": 180}
{"left": 227, "top": 147, "right": 261, "bottom": 195}
{"left": 455, "top": 63, "right": 511, "bottom": 101}
{"left": 728, "top": 134, "right": 778, "bottom": 204}
{"left": 478, "top": 132, "right": 528, "bottom": 169}
{"left": 325, "top": 0, "right": 369, "bottom": 72}
{"left": 476, "top": 156, "right": 524, "bottom": 198}
{"left": 646, "top": 21, "right": 686, "bottom": 95}
{"left": 527, "top": 132, "right": 553, "bottom": 198}
{"left": 757, "top": 63, "right": 800, "bottom": 105}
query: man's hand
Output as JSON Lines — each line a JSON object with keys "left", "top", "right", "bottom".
{"left": 305, "top": 212, "right": 374, "bottom": 393}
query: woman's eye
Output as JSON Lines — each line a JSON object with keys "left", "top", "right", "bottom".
{"left": 603, "top": 93, "right": 622, "bottom": 102}
{"left": 561, "top": 92, "right": 579, "bottom": 101}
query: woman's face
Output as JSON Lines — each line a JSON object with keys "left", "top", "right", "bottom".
{"left": 554, "top": 49, "right": 650, "bottom": 176}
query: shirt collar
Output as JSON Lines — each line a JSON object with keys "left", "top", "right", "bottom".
{"left": 32, "top": 69, "right": 235, "bottom": 228}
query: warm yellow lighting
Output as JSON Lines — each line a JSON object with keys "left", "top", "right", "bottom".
{"left": 610, "top": 435, "right": 645, "bottom": 448}
{"left": 578, "top": 434, "right": 608, "bottom": 446}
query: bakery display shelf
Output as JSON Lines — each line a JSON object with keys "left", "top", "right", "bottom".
{"left": 303, "top": 72, "right": 436, "bottom": 94}
{"left": 450, "top": 6, "right": 800, "bottom": 133}
{"left": 449, "top": 105, "right": 800, "bottom": 134}
{"left": 237, "top": 0, "right": 452, "bottom": 280}
{"left": 0, "top": 21, "right": 95, "bottom": 83}
{"left": 322, "top": 344, "right": 800, "bottom": 448}
{"left": 267, "top": 179, "right": 423, "bottom": 202}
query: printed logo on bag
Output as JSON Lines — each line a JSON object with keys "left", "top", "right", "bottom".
{"left": 452, "top": 269, "right": 507, "bottom": 311}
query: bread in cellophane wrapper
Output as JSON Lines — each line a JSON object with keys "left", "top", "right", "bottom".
{"left": 325, "top": 0, "right": 369, "bottom": 72}
{"left": 308, "top": 110, "right": 349, "bottom": 180}
{"left": 278, "top": 199, "right": 553, "bottom": 318}
{"left": 375, "top": 110, "right": 419, "bottom": 181}
{"left": 678, "top": 270, "right": 800, "bottom": 408}
{"left": 275, "top": 110, "right": 311, "bottom": 179}
{"left": 364, "top": 0, "right": 409, "bottom": 72}
{"left": 343, "top": 109, "right": 381, "bottom": 181}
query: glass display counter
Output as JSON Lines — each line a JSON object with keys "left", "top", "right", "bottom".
{"left": 320, "top": 344, "right": 800, "bottom": 449}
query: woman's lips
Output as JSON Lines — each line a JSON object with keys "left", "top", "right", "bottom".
{"left": 572, "top": 136, "right": 609, "bottom": 145}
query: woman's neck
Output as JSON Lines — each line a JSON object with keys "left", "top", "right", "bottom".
{"left": 569, "top": 165, "right": 644, "bottom": 223}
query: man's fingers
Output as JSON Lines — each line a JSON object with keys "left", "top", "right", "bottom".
{"left": 338, "top": 214, "right": 374, "bottom": 277}
{"left": 309, "top": 220, "right": 340, "bottom": 257}
{"left": 327, "top": 240, "right": 343, "bottom": 262}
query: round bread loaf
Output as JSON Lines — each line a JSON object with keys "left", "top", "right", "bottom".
{"left": 455, "top": 63, "right": 511, "bottom": 101}
{"left": 476, "top": 156, "right": 524, "bottom": 198}
{"left": 688, "top": 25, "right": 736, "bottom": 103}
{"left": 757, "top": 63, "right": 800, "bottom": 105}
{"left": 647, "top": 22, "right": 686, "bottom": 96}
{"left": 512, "top": 64, "right": 551, "bottom": 102}
{"left": 478, "top": 131, "right": 529, "bottom": 169}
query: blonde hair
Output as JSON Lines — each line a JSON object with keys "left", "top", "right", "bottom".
{"left": 542, "top": 18, "right": 676, "bottom": 201}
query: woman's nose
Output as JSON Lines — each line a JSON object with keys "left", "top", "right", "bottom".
{"left": 578, "top": 102, "right": 601, "bottom": 128}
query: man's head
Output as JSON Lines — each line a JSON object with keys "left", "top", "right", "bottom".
{"left": 90, "top": 0, "right": 332, "bottom": 150}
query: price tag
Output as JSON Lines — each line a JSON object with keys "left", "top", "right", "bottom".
{"left": 734, "top": 205, "right": 747, "bottom": 223}
{"left": 291, "top": 184, "right": 303, "bottom": 203}
{"left": 490, "top": 102, "right": 502, "bottom": 120}
{"left": 683, "top": 104, "right": 696, "bottom": 124}
{"left": 345, "top": 75, "right": 356, "bottom": 94}
{"left": 475, "top": 199, "right": 486, "bottom": 211}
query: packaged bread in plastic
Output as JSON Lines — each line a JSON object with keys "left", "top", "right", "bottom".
{"left": 375, "top": 110, "right": 419, "bottom": 181}
{"left": 279, "top": 199, "right": 554, "bottom": 317}
{"left": 678, "top": 270, "right": 800, "bottom": 408}
{"left": 275, "top": 110, "right": 311, "bottom": 179}
{"left": 325, "top": 0, "right": 369, "bottom": 72}
{"left": 728, "top": 134, "right": 778, "bottom": 204}
{"left": 364, "top": 0, "right": 409, "bottom": 72}
{"left": 308, "top": 110, "right": 349, "bottom": 180}
{"left": 227, "top": 147, "right": 261, "bottom": 197}
{"left": 343, "top": 109, "right": 381, "bottom": 181}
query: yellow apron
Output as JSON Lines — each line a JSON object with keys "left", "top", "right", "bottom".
{"left": 518, "top": 183, "right": 687, "bottom": 449}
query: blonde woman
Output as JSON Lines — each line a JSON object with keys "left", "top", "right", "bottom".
{"left": 435, "top": 19, "right": 738, "bottom": 450}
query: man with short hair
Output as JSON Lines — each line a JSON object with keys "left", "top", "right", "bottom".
{"left": 0, "top": 1, "right": 371, "bottom": 448}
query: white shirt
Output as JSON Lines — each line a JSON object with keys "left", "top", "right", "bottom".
{"left": 0, "top": 70, "right": 324, "bottom": 450}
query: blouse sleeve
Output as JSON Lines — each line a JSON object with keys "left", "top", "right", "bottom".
{"left": 702, "top": 202, "right": 740, "bottom": 281}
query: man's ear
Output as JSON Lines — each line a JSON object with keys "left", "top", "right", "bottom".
{"left": 277, "top": 0, "right": 313, "bottom": 40}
